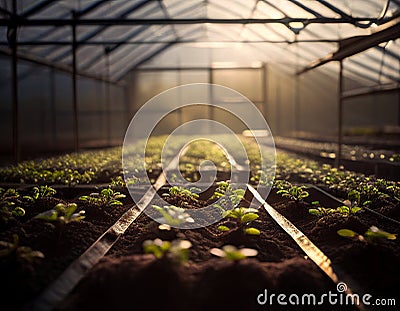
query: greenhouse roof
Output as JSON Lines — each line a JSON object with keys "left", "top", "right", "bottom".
{"left": 0, "top": 0, "right": 399, "bottom": 84}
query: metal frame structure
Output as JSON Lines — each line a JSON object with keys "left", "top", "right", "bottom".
{"left": 0, "top": 0, "right": 399, "bottom": 162}
{"left": 296, "top": 14, "right": 400, "bottom": 167}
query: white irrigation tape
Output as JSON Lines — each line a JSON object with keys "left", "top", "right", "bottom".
{"left": 247, "top": 184, "right": 365, "bottom": 311}
{"left": 25, "top": 148, "right": 186, "bottom": 311}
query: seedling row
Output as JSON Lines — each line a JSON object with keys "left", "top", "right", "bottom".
{"left": 0, "top": 136, "right": 399, "bottom": 310}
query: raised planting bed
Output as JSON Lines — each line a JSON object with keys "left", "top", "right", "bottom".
{"left": 0, "top": 136, "right": 399, "bottom": 310}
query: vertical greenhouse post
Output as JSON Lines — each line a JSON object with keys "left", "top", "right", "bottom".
{"left": 10, "top": 0, "right": 19, "bottom": 162}
{"left": 262, "top": 63, "right": 267, "bottom": 117}
{"left": 72, "top": 10, "right": 79, "bottom": 152}
{"left": 105, "top": 48, "right": 111, "bottom": 146}
{"left": 336, "top": 60, "right": 344, "bottom": 168}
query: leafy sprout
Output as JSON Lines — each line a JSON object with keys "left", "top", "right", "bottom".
{"left": 309, "top": 205, "right": 362, "bottom": 216}
{"left": 143, "top": 238, "right": 192, "bottom": 263}
{"left": 211, "top": 181, "right": 245, "bottom": 212}
{"left": 23, "top": 185, "right": 57, "bottom": 203}
{"left": 217, "top": 207, "right": 261, "bottom": 235}
{"left": 277, "top": 184, "right": 309, "bottom": 202}
{"left": 109, "top": 176, "right": 126, "bottom": 188}
{"left": 35, "top": 203, "right": 85, "bottom": 225}
{"left": 0, "top": 188, "right": 25, "bottom": 224}
{"left": 162, "top": 186, "right": 200, "bottom": 207}
{"left": 0, "top": 234, "right": 44, "bottom": 265}
{"left": 337, "top": 226, "right": 396, "bottom": 243}
{"left": 152, "top": 205, "right": 194, "bottom": 227}
{"left": 210, "top": 245, "right": 258, "bottom": 261}
{"left": 79, "top": 188, "right": 126, "bottom": 207}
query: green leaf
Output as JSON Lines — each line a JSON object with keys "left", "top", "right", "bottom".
{"left": 12, "top": 207, "right": 25, "bottom": 217}
{"left": 337, "top": 229, "right": 357, "bottom": 238}
{"left": 225, "top": 251, "right": 246, "bottom": 261}
{"left": 109, "top": 200, "right": 123, "bottom": 206}
{"left": 351, "top": 207, "right": 362, "bottom": 214}
{"left": 244, "top": 228, "right": 260, "bottom": 235}
{"left": 365, "top": 226, "right": 396, "bottom": 241}
{"left": 65, "top": 203, "right": 78, "bottom": 219}
{"left": 241, "top": 213, "right": 259, "bottom": 223}
{"left": 308, "top": 209, "right": 321, "bottom": 216}
{"left": 348, "top": 190, "right": 360, "bottom": 204}
{"left": 217, "top": 225, "right": 230, "bottom": 232}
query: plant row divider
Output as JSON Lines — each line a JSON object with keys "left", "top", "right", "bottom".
{"left": 247, "top": 184, "right": 365, "bottom": 311}
{"left": 24, "top": 149, "right": 187, "bottom": 311}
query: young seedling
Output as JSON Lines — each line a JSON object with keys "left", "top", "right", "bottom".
{"left": 23, "top": 185, "right": 57, "bottom": 203}
{"left": 210, "top": 245, "right": 258, "bottom": 261}
{"left": 0, "top": 188, "right": 25, "bottom": 224}
{"left": 277, "top": 185, "right": 309, "bottom": 201}
{"left": 211, "top": 181, "right": 245, "bottom": 212}
{"left": 35, "top": 203, "right": 85, "bottom": 226}
{"left": 143, "top": 238, "right": 192, "bottom": 263}
{"left": 0, "top": 234, "right": 44, "bottom": 266}
{"left": 152, "top": 205, "right": 194, "bottom": 228}
{"left": 337, "top": 226, "right": 396, "bottom": 243}
{"left": 162, "top": 186, "right": 200, "bottom": 207}
{"left": 79, "top": 188, "right": 126, "bottom": 207}
{"left": 109, "top": 176, "right": 126, "bottom": 188}
{"left": 217, "top": 207, "right": 261, "bottom": 235}
{"left": 308, "top": 200, "right": 361, "bottom": 216}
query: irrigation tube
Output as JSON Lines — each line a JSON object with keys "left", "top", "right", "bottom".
{"left": 25, "top": 150, "right": 185, "bottom": 311}
{"left": 247, "top": 184, "right": 365, "bottom": 311}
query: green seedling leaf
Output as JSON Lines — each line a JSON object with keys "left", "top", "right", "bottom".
{"left": 65, "top": 203, "right": 78, "bottom": 219}
{"left": 12, "top": 207, "right": 25, "bottom": 217}
{"left": 244, "top": 228, "right": 261, "bottom": 235}
{"left": 210, "top": 245, "right": 258, "bottom": 261}
{"left": 337, "top": 229, "right": 357, "bottom": 238}
{"left": 217, "top": 225, "right": 230, "bottom": 232}
{"left": 241, "top": 213, "right": 259, "bottom": 223}
{"left": 365, "top": 226, "right": 396, "bottom": 241}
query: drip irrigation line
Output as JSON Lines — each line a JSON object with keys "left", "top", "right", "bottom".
{"left": 24, "top": 149, "right": 187, "bottom": 311}
{"left": 248, "top": 184, "right": 364, "bottom": 311}
{"left": 302, "top": 183, "right": 400, "bottom": 227}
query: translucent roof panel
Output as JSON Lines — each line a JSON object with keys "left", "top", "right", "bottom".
{"left": 0, "top": 0, "right": 398, "bottom": 85}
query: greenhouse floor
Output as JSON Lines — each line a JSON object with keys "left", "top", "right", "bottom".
{"left": 0, "top": 141, "right": 399, "bottom": 310}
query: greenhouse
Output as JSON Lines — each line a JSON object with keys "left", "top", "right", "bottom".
{"left": 0, "top": 1, "right": 399, "bottom": 310}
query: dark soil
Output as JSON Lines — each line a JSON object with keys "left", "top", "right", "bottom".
{"left": 0, "top": 187, "right": 135, "bottom": 310}
{"left": 1, "top": 184, "right": 399, "bottom": 311}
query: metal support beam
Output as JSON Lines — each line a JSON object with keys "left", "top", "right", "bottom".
{"left": 104, "top": 50, "right": 111, "bottom": 146}
{"left": 0, "top": 38, "right": 341, "bottom": 46}
{"left": 123, "top": 85, "right": 131, "bottom": 127}
{"left": 72, "top": 12, "right": 79, "bottom": 152}
{"left": 208, "top": 67, "right": 214, "bottom": 122}
{"left": 0, "top": 48, "right": 122, "bottom": 85}
{"left": 342, "top": 83, "right": 400, "bottom": 99}
{"left": 10, "top": 0, "right": 19, "bottom": 162}
{"left": 0, "top": 17, "right": 384, "bottom": 27}
{"left": 298, "top": 15, "right": 400, "bottom": 75}
{"left": 336, "top": 61, "right": 343, "bottom": 168}
{"left": 50, "top": 67, "right": 57, "bottom": 145}
{"left": 51, "top": 0, "right": 155, "bottom": 63}
{"left": 262, "top": 63, "right": 267, "bottom": 117}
